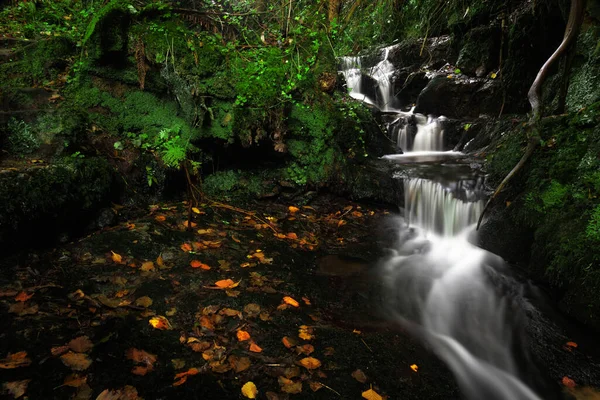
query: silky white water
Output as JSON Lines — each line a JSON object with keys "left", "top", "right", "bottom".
{"left": 380, "top": 117, "right": 542, "bottom": 399}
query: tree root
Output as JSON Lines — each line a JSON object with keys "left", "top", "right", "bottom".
{"left": 476, "top": 0, "right": 584, "bottom": 229}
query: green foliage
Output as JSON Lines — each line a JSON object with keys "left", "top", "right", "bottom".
{"left": 587, "top": 205, "right": 600, "bottom": 242}
{"left": 6, "top": 118, "right": 39, "bottom": 155}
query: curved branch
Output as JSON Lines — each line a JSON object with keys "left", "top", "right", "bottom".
{"left": 528, "top": 0, "right": 585, "bottom": 122}
{"left": 477, "top": 0, "right": 584, "bottom": 230}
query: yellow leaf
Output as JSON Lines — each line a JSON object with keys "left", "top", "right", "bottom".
{"left": 298, "top": 357, "right": 321, "bottom": 370}
{"left": 140, "top": 261, "right": 154, "bottom": 271}
{"left": 410, "top": 364, "right": 418, "bottom": 372}
{"left": 490, "top": 72, "right": 497, "bottom": 79}
{"left": 241, "top": 381, "right": 258, "bottom": 399}
{"left": 362, "top": 388, "right": 383, "bottom": 400}
{"left": 149, "top": 316, "right": 173, "bottom": 330}
{"left": 111, "top": 251, "right": 122, "bottom": 263}
{"left": 192, "top": 207, "right": 201, "bottom": 214}
{"left": 283, "top": 296, "right": 300, "bottom": 307}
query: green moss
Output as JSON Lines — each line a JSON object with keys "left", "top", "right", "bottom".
{"left": 586, "top": 205, "right": 600, "bottom": 242}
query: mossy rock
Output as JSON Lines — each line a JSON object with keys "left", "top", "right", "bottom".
{"left": 0, "top": 157, "right": 115, "bottom": 247}
{"left": 566, "top": 26, "right": 600, "bottom": 112}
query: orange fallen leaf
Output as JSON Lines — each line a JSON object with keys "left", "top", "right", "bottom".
{"left": 0, "top": 352, "right": 31, "bottom": 369}
{"left": 190, "top": 260, "right": 211, "bottom": 270}
{"left": 302, "top": 297, "right": 311, "bottom": 305}
{"left": 298, "top": 357, "right": 321, "bottom": 370}
{"left": 213, "top": 279, "right": 240, "bottom": 289}
{"left": 149, "top": 316, "right": 173, "bottom": 330}
{"left": 237, "top": 330, "right": 251, "bottom": 342}
{"left": 286, "top": 232, "right": 298, "bottom": 240}
{"left": 183, "top": 220, "right": 197, "bottom": 228}
{"left": 241, "top": 381, "right": 258, "bottom": 399}
{"left": 562, "top": 376, "right": 577, "bottom": 388}
{"left": 566, "top": 341, "right": 578, "bottom": 348}
{"left": 156, "top": 255, "right": 165, "bottom": 268}
{"left": 283, "top": 296, "right": 300, "bottom": 307}
{"left": 155, "top": 215, "right": 166, "bottom": 222}
{"left": 249, "top": 341, "right": 262, "bottom": 353}
{"left": 111, "top": 251, "right": 123, "bottom": 263}
{"left": 14, "top": 291, "right": 33, "bottom": 302}
{"left": 180, "top": 243, "right": 193, "bottom": 252}
{"left": 288, "top": 206, "right": 299, "bottom": 213}
{"left": 298, "top": 325, "right": 314, "bottom": 340}
{"left": 410, "top": 364, "right": 418, "bottom": 372}
{"left": 63, "top": 374, "right": 87, "bottom": 388}
{"left": 362, "top": 387, "right": 383, "bottom": 400}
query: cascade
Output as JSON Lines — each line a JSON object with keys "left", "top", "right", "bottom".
{"left": 339, "top": 56, "right": 543, "bottom": 400}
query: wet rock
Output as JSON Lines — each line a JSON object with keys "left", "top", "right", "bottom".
{"left": 456, "top": 26, "right": 501, "bottom": 76}
{"left": 414, "top": 75, "right": 502, "bottom": 118}
{"left": 387, "top": 36, "right": 456, "bottom": 71}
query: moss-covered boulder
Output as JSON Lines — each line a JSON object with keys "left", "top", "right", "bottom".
{"left": 479, "top": 104, "right": 600, "bottom": 329}
{"left": 0, "top": 157, "right": 115, "bottom": 248}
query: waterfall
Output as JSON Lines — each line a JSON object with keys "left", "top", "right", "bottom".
{"left": 339, "top": 56, "right": 543, "bottom": 400}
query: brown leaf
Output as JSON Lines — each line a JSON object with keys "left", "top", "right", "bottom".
{"left": 352, "top": 369, "right": 368, "bottom": 383}
{"left": 244, "top": 303, "right": 261, "bottom": 317}
{"left": 134, "top": 296, "right": 153, "bottom": 308}
{"left": 298, "top": 357, "right": 321, "bottom": 370}
{"left": 562, "top": 376, "right": 577, "bottom": 388}
{"left": 228, "top": 355, "right": 251, "bottom": 373}
{"left": 14, "top": 291, "right": 33, "bottom": 302}
{"left": 282, "top": 336, "right": 297, "bottom": 349}
{"left": 51, "top": 345, "right": 70, "bottom": 356}
{"left": 278, "top": 376, "right": 303, "bottom": 394}
{"left": 96, "top": 385, "right": 142, "bottom": 400}
{"left": 3, "top": 379, "right": 30, "bottom": 398}
{"left": 0, "top": 351, "right": 31, "bottom": 369}
{"left": 140, "top": 261, "right": 155, "bottom": 271}
{"left": 63, "top": 374, "right": 87, "bottom": 388}
{"left": 297, "top": 344, "right": 314, "bottom": 355}
{"left": 68, "top": 336, "right": 94, "bottom": 353}
{"left": 126, "top": 348, "right": 157, "bottom": 368}
{"left": 60, "top": 352, "right": 92, "bottom": 371}
{"left": 8, "top": 302, "right": 38, "bottom": 316}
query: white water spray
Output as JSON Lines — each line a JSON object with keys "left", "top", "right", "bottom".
{"left": 380, "top": 120, "right": 541, "bottom": 400}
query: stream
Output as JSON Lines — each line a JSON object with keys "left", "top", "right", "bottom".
{"left": 341, "top": 48, "right": 599, "bottom": 400}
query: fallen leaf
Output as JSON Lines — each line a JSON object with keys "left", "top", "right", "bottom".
{"left": 278, "top": 376, "right": 303, "bottom": 394}
{"left": 183, "top": 220, "right": 197, "bottom": 228}
{"left": 288, "top": 206, "right": 299, "bottom": 213}
{"left": 140, "top": 261, "right": 154, "bottom": 271}
{"left": 298, "top": 357, "right": 321, "bottom": 370}
{"left": 362, "top": 388, "right": 383, "bottom": 400}
{"left": 111, "top": 251, "right": 123, "bottom": 263}
{"left": 228, "top": 355, "right": 251, "bottom": 373}
{"left": 156, "top": 255, "right": 165, "bottom": 268}
{"left": 237, "top": 330, "right": 251, "bottom": 342}
{"left": 302, "top": 297, "right": 311, "bottom": 305}
{"left": 135, "top": 296, "right": 153, "bottom": 308}
{"left": 68, "top": 336, "right": 94, "bottom": 353}
{"left": 63, "top": 374, "right": 87, "bottom": 388}
{"left": 410, "top": 364, "right": 418, "bottom": 372}
{"left": 241, "top": 381, "right": 258, "bottom": 399}
{"left": 96, "top": 385, "right": 141, "bottom": 400}
{"left": 51, "top": 345, "right": 69, "bottom": 356}
{"left": 14, "top": 291, "right": 33, "bottom": 302}
{"left": 562, "top": 376, "right": 577, "bottom": 388}
{"left": 297, "top": 344, "right": 314, "bottom": 355}
{"left": 566, "top": 341, "right": 578, "bottom": 349}
{"left": 286, "top": 232, "right": 298, "bottom": 240}
{"left": 3, "top": 380, "right": 30, "bottom": 398}
{"left": 60, "top": 352, "right": 92, "bottom": 371}
{"left": 249, "top": 341, "right": 262, "bottom": 353}
{"left": 309, "top": 381, "right": 324, "bottom": 392}
{"left": 149, "top": 316, "right": 173, "bottom": 330}
{"left": 197, "top": 229, "right": 212, "bottom": 235}
{"left": 190, "top": 260, "right": 211, "bottom": 270}
{"left": 0, "top": 352, "right": 31, "bottom": 369}
{"left": 126, "top": 348, "right": 157, "bottom": 369}
{"left": 213, "top": 279, "right": 240, "bottom": 289}
{"left": 180, "top": 243, "right": 193, "bottom": 252}
{"left": 192, "top": 207, "right": 202, "bottom": 214}
{"left": 298, "top": 325, "right": 315, "bottom": 340}
{"left": 155, "top": 215, "right": 166, "bottom": 222}
{"left": 283, "top": 296, "right": 300, "bottom": 307}
{"left": 282, "top": 336, "right": 297, "bottom": 349}
{"left": 172, "top": 359, "right": 186, "bottom": 369}
{"left": 244, "top": 303, "right": 261, "bottom": 317}
{"left": 8, "top": 302, "right": 38, "bottom": 316}
{"left": 352, "top": 369, "right": 368, "bottom": 383}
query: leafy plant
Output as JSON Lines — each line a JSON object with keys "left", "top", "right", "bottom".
{"left": 7, "top": 118, "right": 39, "bottom": 155}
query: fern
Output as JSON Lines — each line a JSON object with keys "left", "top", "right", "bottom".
{"left": 81, "top": 0, "right": 132, "bottom": 49}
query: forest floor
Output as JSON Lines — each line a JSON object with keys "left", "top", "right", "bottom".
{"left": 0, "top": 196, "right": 598, "bottom": 400}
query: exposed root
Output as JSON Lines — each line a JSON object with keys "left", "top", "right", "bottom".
{"left": 476, "top": 0, "right": 584, "bottom": 229}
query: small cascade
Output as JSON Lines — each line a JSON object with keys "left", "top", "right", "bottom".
{"left": 340, "top": 50, "right": 543, "bottom": 400}
{"left": 339, "top": 47, "right": 396, "bottom": 110}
